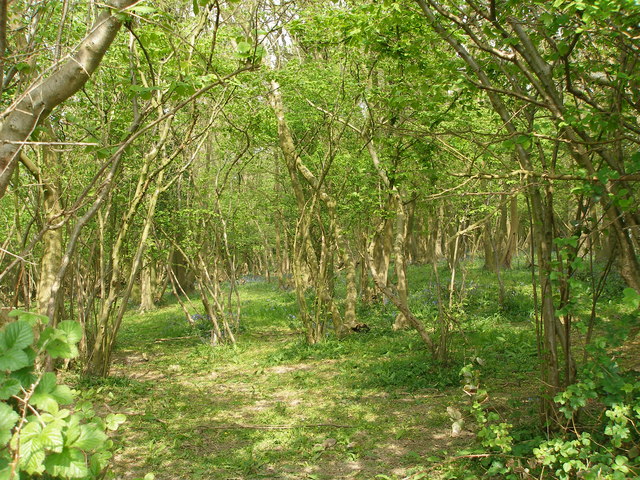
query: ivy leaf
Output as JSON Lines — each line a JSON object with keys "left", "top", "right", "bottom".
{"left": 3, "top": 321, "right": 33, "bottom": 350}
{"left": 0, "top": 347, "right": 30, "bottom": 372}
{"left": 44, "top": 448, "right": 89, "bottom": 478}
{"left": 0, "top": 403, "right": 19, "bottom": 444}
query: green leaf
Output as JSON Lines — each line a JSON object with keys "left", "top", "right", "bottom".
{"left": 515, "top": 134, "right": 532, "bottom": 149}
{"left": 0, "top": 348, "right": 29, "bottom": 372}
{"left": 65, "top": 422, "right": 81, "bottom": 448}
{"left": 0, "top": 403, "right": 19, "bottom": 444}
{"left": 72, "top": 424, "right": 107, "bottom": 450}
{"left": 57, "top": 321, "right": 82, "bottom": 345}
{"left": 15, "top": 62, "right": 31, "bottom": 73}
{"left": 44, "top": 448, "right": 89, "bottom": 478}
{"left": 38, "top": 326, "right": 60, "bottom": 349}
{"left": 36, "top": 372, "right": 57, "bottom": 394}
{"left": 105, "top": 413, "right": 126, "bottom": 431}
{"left": 39, "top": 424, "right": 64, "bottom": 450}
{"left": 0, "top": 377, "right": 21, "bottom": 400}
{"left": 623, "top": 288, "right": 640, "bottom": 309}
{"left": 615, "top": 455, "right": 628, "bottom": 466}
{"left": 52, "top": 385, "right": 74, "bottom": 405}
{"left": 557, "top": 41, "right": 570, "bottom": 56}
{"left": 7, "top": 311, "right": 48, "bottom": 327}
{"left": 0, "top": 458, "right": 12, "bottom": 480}
{"left": 32, "top": 372, "right": 61, "bottom": 412}
{"left": 89, "top": 449, "right": 113, "bottom": 476}
{"left": 11, "top": 364, "right": 36, "bottom": 387}
{"left": 128, "top": 5, "right": 157, "bottom": 14}
{"left": 31, "top": 393, "right": 59, "bottom": 414}
{"left": 237, "top": 41, "right": 252, "bottom": 55}
{"left": 47, "top": 341, "right": 74, "bottom": 358}
{"left": 540, "top": 12, "right": 555, "bottom": 27}
{"left": 3, "top": 321, "right": 33, "bottom": 350}
{"left": 20, "top": 449, "right": 45, "bottom": 475}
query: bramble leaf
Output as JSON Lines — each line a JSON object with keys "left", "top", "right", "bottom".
{"left": 0, "top": 403, "right": 19, "bottom": 444}
{"left": 0, "top": 348, "right": 29, "bottom": 372}
{"left": 3, "top": 321, "right": 33, "bottom": 350}
{"left": 0, "top": 377, "right": 21, "bottom": 400}
{"left": 44, "top": 448, "right": 89, "bottom": 478}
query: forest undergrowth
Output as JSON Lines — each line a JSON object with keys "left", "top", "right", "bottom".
{"left": 65, "top": 261, "right": 634, "bottom": 480}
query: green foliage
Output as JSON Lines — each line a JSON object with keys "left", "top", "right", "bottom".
{"left": 460, "top": 362, "right": 514, "bottom": 456}
{"left": 462, "top": 340, "right": 640, "bottom": 479}
{"left": 0, "top": 311, "right": 126, "bottom": 479}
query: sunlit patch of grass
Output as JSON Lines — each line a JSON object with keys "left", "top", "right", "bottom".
{"left": 80, "top": 259, "right": 615, "bottom": 479}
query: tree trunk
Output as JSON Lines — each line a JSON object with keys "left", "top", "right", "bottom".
{"left": 343, "top": 247, "right": 358, "bottom": 329}
{"left": 139, "top": 259, "right": 156, "bottom": 313}
{"left": 270, "top": 80, "right": 351, "bottom": 341}
{"left": 501, "top": 196, "right": 519, "bottom": 269}
{"left": 372, "top": 215, "right": 394, "bottom": 297}
{"left": 0, "top": 0, "right": 135, "bottom": 198}
{"left": 415, "top": 0, "right": 564, "bottom": 420}
{"left": 392, "top": 197, "right": 412, "bottom": 330}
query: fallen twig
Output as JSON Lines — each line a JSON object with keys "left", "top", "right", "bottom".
{"left": 197, "top": 423, "right": 353, "bottom": 430}
{"left": 153, "top": 335, "right": 199, "bottom": 343}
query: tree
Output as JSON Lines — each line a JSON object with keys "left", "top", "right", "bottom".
{"left": 0, "top": 0, "right": 136, "bottom": 198}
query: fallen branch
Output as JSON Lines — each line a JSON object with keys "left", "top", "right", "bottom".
{"left": 153, "top": 335, "right": 199, "bottom": 343}
{"left": 197, "top": 423, "right": 353, "bottom": 430}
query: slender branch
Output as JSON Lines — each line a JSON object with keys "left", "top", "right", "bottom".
{"left": 450, "top": 170, "right": 640, "bottom": 182}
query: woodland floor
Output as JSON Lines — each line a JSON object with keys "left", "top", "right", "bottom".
{"left": 68, "top": 265, "right": 594, "bottom": 480}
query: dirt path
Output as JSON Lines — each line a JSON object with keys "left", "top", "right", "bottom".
{"left": 93, "top": 290, "right": 473, "bottom": 480}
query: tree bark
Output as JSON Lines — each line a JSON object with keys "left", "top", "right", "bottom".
{"left": 269, "top": 80, "right": 352, "bottom": 340}
{"left": 415, "top": 0, "right": 563, "bottom": 421}
{"left": 139, "top": 259, "right": 156, "bottom": 313}
{"left": 0, "top": 0, "right": 135, "bottom": 198}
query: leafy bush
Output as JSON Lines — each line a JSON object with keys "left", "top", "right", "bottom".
{"left": 460, "top": 342, "right": 640, "bottom": 479}
{"left": 0, "top": 311, "right": 126, "bottom": 479}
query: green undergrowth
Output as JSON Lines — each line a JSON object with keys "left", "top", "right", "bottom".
{"left": 65, "top": 260, "right": 633, "bottom": 479}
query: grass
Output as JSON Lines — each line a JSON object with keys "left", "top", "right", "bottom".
{"left": 66, "top": 259, "right": 631, "bottom": 479}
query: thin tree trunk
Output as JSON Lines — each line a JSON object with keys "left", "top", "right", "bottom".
{"left": 139, "top": 259, "right": 156, "bottom": 313}
{"left": 0, "top": 0, "right": 135, "bottom": 198}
